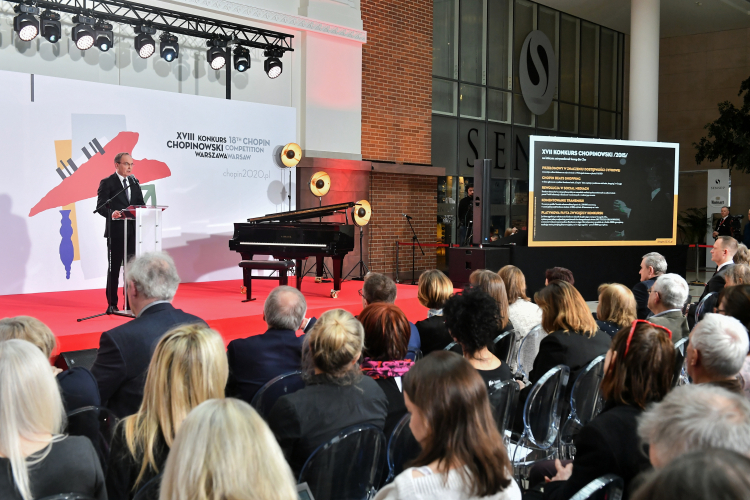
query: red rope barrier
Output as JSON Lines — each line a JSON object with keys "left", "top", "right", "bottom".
{"left": 689, "top": 244, "right": 714, "bottom": 248}
{"left": 396, "top": 242, "right": 457, "bottom": 248}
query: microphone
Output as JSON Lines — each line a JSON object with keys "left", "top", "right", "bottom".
{"left": 128, "top": 175, "right": 140, "bottom": 184}
{"left": 402, "top": 213, "right": 412, "bottom": 220}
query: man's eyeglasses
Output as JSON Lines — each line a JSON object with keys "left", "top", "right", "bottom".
{"left": 624, "top": 319, "right": 672, "bottom": 358}
{"left": 358, "top": 289, "right": 364, "bottom": 298}
{"left": 118, "top": 161, "right": 134, "bottom": 167}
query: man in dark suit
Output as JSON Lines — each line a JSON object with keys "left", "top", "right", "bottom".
{"left": 91, "top": 252, "right": 204, "bottom": 418}
{"left": 632, "top": 252, "right": 666, "bottom": 319}
{"left": 713, "top": 206, "right": 733, "bottom": 239}
{"left": 647, "top": 273, "right": 690, "bottom": 343}
{"left": 96, "top": 152, "right": 146, "bottom": 312}
{"left": 700, "top": 235, "right": 737, "bottom": 301}
{"left": 226, "top": 286, "right": 316, "bottom": 404}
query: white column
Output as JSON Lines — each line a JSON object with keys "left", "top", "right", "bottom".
{"left": 628, "top": 0, "right": 660, "bottom": 141}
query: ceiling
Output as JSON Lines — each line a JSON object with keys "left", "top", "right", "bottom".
{"left": 535, "top": 0, "right": 750, "bottom": 37}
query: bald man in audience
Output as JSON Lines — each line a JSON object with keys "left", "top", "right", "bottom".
{"left": 686, "top": 313, "right": 749, "bottom": 394}
{"left": 647, "top": 273, "right": 690, "bottom": 343}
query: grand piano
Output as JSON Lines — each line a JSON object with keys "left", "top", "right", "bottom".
{"left": 229, "top": 202, "right": 356, "bottom": 294}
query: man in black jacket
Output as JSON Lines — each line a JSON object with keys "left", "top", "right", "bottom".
{"left": 90, "top": 252, "right": 204, "bottom": 418}
{"left": 712, "top": 206, "right": 733, "bottom": 238}
{"left": 632, "top": 252, "right": 667, "bottom": 319}
{"left": 96, "top": 152, "right": 146, "bottom": 312}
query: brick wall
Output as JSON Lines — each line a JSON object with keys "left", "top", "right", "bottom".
{"left": 360, "top": 0, "right": 432, "bottom": 164}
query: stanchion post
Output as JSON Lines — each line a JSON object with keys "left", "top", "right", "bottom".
{"left": 395, "top": 242, "right": 400, "bottom": 283}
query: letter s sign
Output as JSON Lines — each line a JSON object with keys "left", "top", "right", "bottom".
{"left": 519, "top": 30, "right": 557, "bottom": 116}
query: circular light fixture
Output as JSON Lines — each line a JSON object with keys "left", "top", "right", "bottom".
{"left": 234, "top": 46, "right": 250, "bottom": 72}
{"left": 264, "top": 56, "right": 282, "bottom": 79}
{"left": 14, "top": 13, "right": 39, "bottom": 41}
{"left": 309, "top": 171, "right": 331, "bottom": 197}
{"left": 72, "top": 22, "right": 95, "bottom": 50}
{"left": 160, "top": 33, "right": 179, "bottom": 62}
{"left": 280, "top": 143, "right": 302, "bottom": 167}
{"left": 352, "top": 200, "right": 372, "bottom": 227}
{"left": 207, "top": 39, "right": 227, "bottom": 70}
{"left": 41, "top": 12, "right": 61, "bottom": 43}
{"left": 135, "top": 32, "right": 155, "bottom": 58}
{"left": 95, "top": 23, "right": 114, "bottom": 52}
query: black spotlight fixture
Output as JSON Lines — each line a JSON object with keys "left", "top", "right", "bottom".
{"left": 207, "top": 39, "right": 227, "bottom": 70}
{"left": 40, "top": 11, "right": 61, "bottom": 43}
{"left": 95, "top": 22, "right": 114, "bottom": 52}
{"left": 233, "top": 46, "right": 250, "bottom": 72}
{"left": 134, "top": 25, "right": 157, "bottom": 59}
{"left": 159, "top": 33, "right": 179, "bottom": 62}
{"left": 72, "top": 15, "right": 96, "bottom": 50}
{"left": 263, "top": 48, "right": 283, "bottom": 79}
{"left": 13, "top": 3, "right": 40, "bottom": 42}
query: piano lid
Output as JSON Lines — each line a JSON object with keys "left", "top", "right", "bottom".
{"left": 247, "top": 202, "right": 356, "bottom": 223}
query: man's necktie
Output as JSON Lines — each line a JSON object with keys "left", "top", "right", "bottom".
{"left": 123, "top": 178, "right": 130, "bottom": 202}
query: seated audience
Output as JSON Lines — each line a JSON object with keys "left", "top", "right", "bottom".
{"left": 0, "top": 339, "right": 105, "bottom": 500}
{"left": 541, "top": 320, "right": 675, "bottom": 499}
{"left": 685, "top": 313, "right": 748, "bottom": 394}
{"left": 226, "top": 286, "right": 315, "bottom": 404}
{"left": 632, "top": 252, "right": 666, "bottom": 319}
{"left": 595, "top": 284, "right": 637, "bottom": 337}
{"left": 631, "top": 449, "right": 750, "bottom": 500}
{"left": 268, "top": 309, "right": 387, "bottom": 476}
{"left": 725, "top": 263, "right": 750, "bottom": 286}
{"left": 637, "top": 384, "right": 750, "bottom": 469}
{"left": 159, "top": 398, "right": 297, "bottom": 500}
{"left": 718, "top": 285, "right": 750, "bottom": 399}
{"left": 544, "top": 267, "right": 574, "bottom": 286}
{"left": 646, "top": 273, "right": 690, "bottom": 343}
{"left": 444, "top": 288, "right": 513, "bottom": 387}
{"left": 362, "top": 272, "right": 420, "bottom": 354}
{"left": 359, "top": 302, "right": 414, "bottom": 437}
{"left": 106, "top": 324, "right": 227, "bottom": 500}
{"left": 374, "top": 351, "right": 521, "bottom": 500}
{"left": 414, "top": 269, "right": 454, "bottom": 354}
{"left": 91, "top": 252, "right": 205, "bottom": 418}
{"left": 499, "top": 265, "right": 543, "bottom": 370}
{"left": 470, "top": 270, "right": 514, "bottom": 337}
{"left": 734, "top": 242, "right": 750, "bottom": 265}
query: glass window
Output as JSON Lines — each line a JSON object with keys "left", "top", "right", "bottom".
{"left": 459, "top": 121, "right": 486, "bottom": 176}
{"left": 580, "top": 21, "right": 599, "bottom": 108}
{"left": 513, "top": 93, "right": 534, "bottom": 126}
{"left": 488, "top": 89, "right": 511, "bottom": 123}
{"left": 433, "top": 78, "right": 458, "bottom": 115}
{"left": 460, "top": 84, "right": 485, "bottom": 119}
{"left": 537, "top": 6, "right": 559, "bottom": 100}
{"left": 487, "top": 0, "right": 512, "bottom": 90}
{"left": 513, "top": 0, "right": 535, "bottom": 92}
{"left": 432, "top": 115, "right": 458, "bottom": 171}
{"left": 460, "top": 0, "right": 486, "bottom": 84}
{"left": 580, "top": 106, "right": 597, "bottom": 136}
{"left": 559, "top": 14, "right": 579, "bottom": 103}
{"left": 537, "top": 101, "right": 557, "bottom": 130}
{"left": 559, "top": 102, "right": 578, "bottom": 133}
{"left": 617, "top": 33, "right": 624, "bottom": 113}
{"left": 599, "top": 110, "right": 616, "bottom": 138}
{"left": 599, "top": 28, "right": 617, "bottom": 111}
{"left": 434, "top": 0, "right": 458, "bottom": 79}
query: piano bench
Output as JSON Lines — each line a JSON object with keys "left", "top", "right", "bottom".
{"left": 238, "top": 260, "right": 296, "bottom": 302}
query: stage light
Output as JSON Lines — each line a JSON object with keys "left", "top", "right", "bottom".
{"left": 234, "top": 46, "right": 250, "bottom": 72}
{"left": 72, "top": 15, "right": 96, "bottom": 50}
{"left": 14, "top": 4, "right": 40, "bottom": 42}
{"left": 95, "top": 22, "right": 114, "bottom": 52}
{"left": 207, "top": 39, "right": 227, "bottom": 70}
{"left": 134, "top": 25, "right": 156, "bottom": 59}
{"left": 264, "top": 49, "right": 282, "bottom": 79}
{"left": 40, "top": 11, "right": 61, "bottom": 43}
{"left": 159, "top": 33, "right": 179, "bottom": 62}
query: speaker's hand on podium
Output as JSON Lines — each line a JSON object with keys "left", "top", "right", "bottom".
{"left": 112, "top": 210, "right": 123, "bottom": 219}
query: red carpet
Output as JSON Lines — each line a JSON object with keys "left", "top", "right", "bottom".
{"left": 0, "top": 278, "right": 430, "bottom": 353}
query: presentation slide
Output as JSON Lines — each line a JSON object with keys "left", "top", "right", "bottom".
{"left": 528, "top": 137, "right": 679, "bottom": 247}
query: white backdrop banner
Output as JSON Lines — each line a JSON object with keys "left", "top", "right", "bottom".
{"left": 0, "top": 70, "right": 296, "bottom": 295}
{"left": 706, "top": 169, "right": 730, "bottom": 268}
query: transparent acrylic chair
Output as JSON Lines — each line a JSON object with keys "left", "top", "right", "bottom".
{"left": 559, "top": 355, "right": 606, "bottom": 459}
{"left": 385, "top": 414, "right": 421, "bottom": 484}
{"left": 492, "top": 330, "right": 518, "bottom": 365}
{"left": 672, "top": 337, "right": 690, "bottom": 387}
{"left": 488, "top": 379, "right": 521, "bottom": 448}
{"left": 298, "top": 424, "right": 386, "bottom": 500}
{"left": 569, "top": 473, "right": 624, "bottom": 500}
{"left": 250, "top": 370, "right": 305, "bottom": 419}
{"left": 516, "top": 324, "right": 546, "bottom": 382}
{"left": 695, "top": 292, "right": 717, "bottom": 324}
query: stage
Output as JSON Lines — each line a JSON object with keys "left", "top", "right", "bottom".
{"left": 0, "top": 279, "right": 430, "bottom": 353}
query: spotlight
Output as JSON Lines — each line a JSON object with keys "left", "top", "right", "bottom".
{"left": 13, "top": 4, "right": 40, "bottom": 42}
{"left": 264, "top": 49, "right": 283, "bottom": 79}
{"left": 134, "top": 25, "right": 156, "bottom": 59}
{"left": 234, "top": 46, "right": 250, "bottom": 72}
{"left": 40, "top": 11, "right": 61, "bottom": 43}
{"left": 72, "top": 15, "right": 96, "bottom": 50}
{"left": 207, "top": 39, "right": 227, "bottom": 70}
{"left": 95, "top": 22, "right": 114, "bottom": 52}
{"left": 159, "top": 33, "right": 179, "bottom": 62}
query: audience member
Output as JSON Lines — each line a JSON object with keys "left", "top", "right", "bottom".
{"left": 595, "top": 284, "right": 637, "bottom": 337}
{"left": 414, "top": 269, "right": 454, "bottom": 354}
{"left": 91, "top": 251, "right": 205, "bottom": 418}
{"left": 268, "top": 309, "right": 387, "bottom": 476}
{"left": 734, "top": 243, "right": 750, "bottom": 265}
{"left": 632, "top": 252, "right": 666, "bottom": 319}
{"left": 106, "top": 324, "right": 227, "bottom": 500}
{"left": 359, "top": 302, "right": 414, "bottom": 437}
{"left": 374, "top": 351, "right": 521, "bottom": 500}
{"left": 700, "top": 235, "right": 737, "bottom": 300}
{"left": 0, "top": 339, "right": 105, "bottom": 500}
{"left": 685, "top": 313, "right": 748, "bottom": 394}
{"left": 718, "top": 285, "right": 750, "bottom": 400}
{"left": 362, "top": 272, "right": 420, "bottom": 354}
{"left": 544, "top": 267, "right": 574, "bottom": 286}
{"left": 226, "top": 286, "right": 315, "bottom": 404}
{"left": 637, "top": 384, "right": 750, "bottom": 469}
{"left": 541, "top": 320, "right": 675, "bottom": 499}
{"left": 631, "top": 449, "right": 750, "bottom": 500}
{"left": 159, "top": 398, "right": 297, "bottom": 500}
{"left": 725, "top": 263, "right": 750, "bottom": 286}
{"left": 444, "top": 288, "right": 513, "bottom": 387}
{"left": 646, "top": 273, "right": 690, "bottom": 342}
{"left": 499, "top": 265, "right": 543, "bottom": 370}
{"left": 470, "top": 270, "right": 514, "bottom": 336}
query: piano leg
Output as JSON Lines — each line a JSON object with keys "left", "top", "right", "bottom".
{"left": 332, "top": 256, "right": 344, "bottom": 291}
{"left": 241, "top": 253, "right": 256, "bottom": 302}
{"left": 316, "top": 256, "right": 324, "bottom": 277}
{"left": 295, "top": 259, "right": 304, "bottom": 291}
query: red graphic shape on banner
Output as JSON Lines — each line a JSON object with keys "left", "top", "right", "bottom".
{"left": 29, "top": 131, "right": 171, "bottom": 217}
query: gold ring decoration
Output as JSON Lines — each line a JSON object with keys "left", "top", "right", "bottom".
{"left": 352, "top": 200, "right": 371, "bottom": 226}
{"left": 309, "top": 171, "right": 331, "bottom": 197}
{"left": 281, "top": 142, "right": 302, "bottom": 167}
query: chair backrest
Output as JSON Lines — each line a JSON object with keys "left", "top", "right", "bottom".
{"left": 38, "top": 495, "right": 96, "bottom": 500}
{"left": 672, "top": 338, "right": 690, "bottom": 387}
{"left": 522, "top": 365, "right": 570, "bottom": 449}
{"left": 568, "top": 473, "right": 624, "bottom": 500}
{"left": 385, "top": 414, "right": 421, "bottom": 484}
{"left": 250, "top": 371, "right": 305, "bottom": 419}
{"left": 299, "top": 424, "right": 386, "bottom": 500}
{"left": 568, "top": 355, "right": 606, "bottom": 426}
{"left": 695, "top": 292, "right": 716, "bottom": 324}
{"left": 487, "top": 379, "right": 520, "bottom": 437}
{"left": 66, "top": 406, "right": 119, "bottom": 467}
{"left": 516, "top": 324, "right": 545, "bottom": 381}
{"left": 492, "top": 330, "right": 518, "bottom": 365}
{"left": 133, "top": 472, "right": 162, "bottom": 500}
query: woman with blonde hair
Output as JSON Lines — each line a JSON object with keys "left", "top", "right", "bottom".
{"left": 415, "top": 269, "right": 455, "bottom": 354}
{"left": 498, "top": 265, "right": 542, "bottom": 340}
{"left": 268, "top": 309, "right": 387, "bottom": 476}
{"left": 734, "top": 243, "right": 750, "bottom": 266}
{"left": 595, "top": 284, "right": 637, "bottom": 337}
{"left": 725, "top": 263, "right": 750, "bottom": 286}
{"left": 0, "top": 339, "right": 105, "bottom": 500}
{"left": 106, "top": 324, "right": 228, "bottom": 500}
{"left": 159, "top": 398, "right": 297, "bottom": 500}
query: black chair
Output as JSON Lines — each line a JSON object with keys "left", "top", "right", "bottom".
{"left": 250, "top": 370, "right": 305, "bottom": 420}
{"left": 385, "top": 414, "right": 421, "bottom": 484}
{"left": 133, "top": 472, "right": 162, "bottom": 500}
{"left": 569, "top": 473, "right": 624, "bottom": 500}
{"left": 298, "top": 424, "right": 386, "bottom": 500}
{"left": 38, "top": 495, "right": 96, "bottom": 500}
{"left": 66, "top": 406, "right": 119, "bottom": 469}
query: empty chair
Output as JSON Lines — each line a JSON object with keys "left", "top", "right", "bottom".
{"left": 559, "top": 356, "right": 606, "bottom": 459}
{"left": 385, "top": 414, "right": 421, "bottom": 484}
{"left": 516, "top": 324, "right": 545, "bottom": 382}
{"left": 250, "top": 370, "right": 305, "bottom": 419}
{"left": 569, "top": 474, "right": 624, "bottom": 500}
{"left": 66, "top": 406, "right": 119, "bottom": 468}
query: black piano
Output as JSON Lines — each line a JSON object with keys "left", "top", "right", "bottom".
{"left": 229, "top": 202, "right": 356, "bottom": 293}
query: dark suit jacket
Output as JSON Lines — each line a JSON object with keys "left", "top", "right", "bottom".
{"left": 715, "top": 216, "right": 733, "bottom": 237}
{"left": 415, "top": 315, "right": 453, "bottom": 355}
{"left": 649, "top": 310, "right": 689, "bottom": 343}
{"left": 699, "top": 263, "right": 734, "bottom": 301}
{"left": 544, "top": 404, "right": 651, "bottom": 500}
{"left": 96, "top": 173, "right": 146, "bottom": 238}
{"left": 90, "top": 303, "right": 205, "bottom": 418}
{"left": 632, "top": 278, "right": 656, "bottom": 320}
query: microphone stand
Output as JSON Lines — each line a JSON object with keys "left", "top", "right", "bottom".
{"left": 403, "top": 214, "right": 424, "bottom": 285}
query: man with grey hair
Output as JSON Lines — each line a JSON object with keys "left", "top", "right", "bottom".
{"left": 362, "top": 272, "right": 420, "bottom": 355}
{"left": 632, "top": 252, "right": 667, "bottom": 319}
{"left": 226, "top": 285, "right": 316, "bottom": 404}
{"left": 91, "top": 251, "right": 205, "bottom": 417}
{"left": 647, "top": 273, "right": 690, "bottom": 342}
{"left": 686, "top": 313, "right": 749, "bottom": 394}
{"left": 638, "top": 384, "right": 750, "bottom": 468}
